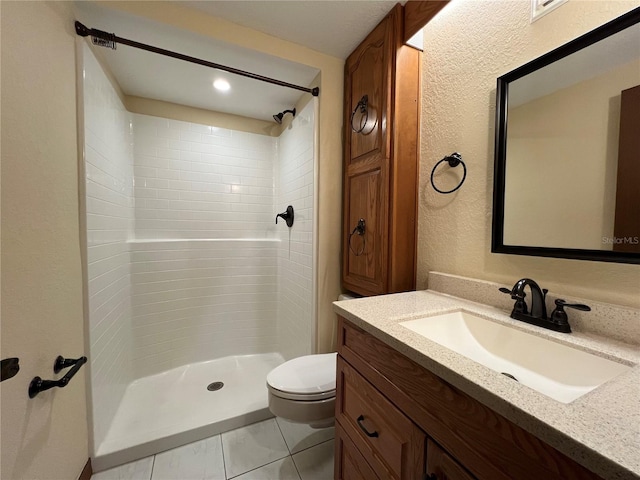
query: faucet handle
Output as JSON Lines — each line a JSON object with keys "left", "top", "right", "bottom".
{"left": 499, "top": 287, "right": 526, "bottom": 298}
{"left": 498, "top": 287, "right": 528, "bottom": 314}
{"left": 553, "top": 299, "right": 591, "bottom": 311}
{"left": 549, "top": 299, "right": 590, "bottom": 330}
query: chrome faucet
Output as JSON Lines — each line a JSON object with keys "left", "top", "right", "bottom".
{"left": 499, "top": 278, "right": 590, "bottom": 333}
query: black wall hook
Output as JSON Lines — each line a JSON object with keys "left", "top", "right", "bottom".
{"left": 276, "top": 206, "right": 294, "bottom": 227}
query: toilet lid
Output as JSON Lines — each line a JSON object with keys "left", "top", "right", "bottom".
{"left": 267, "top": 353, "right": 337, "bottom": 395}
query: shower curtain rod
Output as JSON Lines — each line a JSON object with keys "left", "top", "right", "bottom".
{"left": 74, "top": 21, "right": 320, "bottom": 97}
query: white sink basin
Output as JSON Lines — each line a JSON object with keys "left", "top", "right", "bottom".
{"left": 400, "top": 310, "right": 631, "bottom": 403}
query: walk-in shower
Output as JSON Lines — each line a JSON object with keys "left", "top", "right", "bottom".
{"left": 78, "top": 13, "right": 319, "bottom": 469}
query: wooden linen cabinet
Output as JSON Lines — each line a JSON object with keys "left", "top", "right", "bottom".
{"left": 342, "top": 4, "right": 420, "bottom": 297}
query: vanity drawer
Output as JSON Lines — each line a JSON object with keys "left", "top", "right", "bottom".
{"left": 427, "top": 438, "right": 476, "bottom": 480}
{"left": 336, "top": 356, "right": 426, "bottom": 480}
{"left": 335, "top": 422, "right": 380, "bottom": 480}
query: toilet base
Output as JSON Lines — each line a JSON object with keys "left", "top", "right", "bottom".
{"left": 308, "top": 418, "right": 334, "bottom": 429}
{"left": 268, "top": 393, "right": 335, "bottom": 427}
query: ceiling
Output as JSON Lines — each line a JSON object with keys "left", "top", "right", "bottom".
{"left": 182, "top": 1, "right": 405, "bottom": 60}
{"left": 76, "top": 1, "right": 403, "bottom": 122}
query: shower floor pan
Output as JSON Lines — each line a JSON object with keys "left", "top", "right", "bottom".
{"left": 93, "top": 352, "right": 284, "bottom": 472}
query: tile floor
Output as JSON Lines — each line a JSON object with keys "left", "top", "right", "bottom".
{"left": 91, "top": 418, "right": 335, "bottom": 480}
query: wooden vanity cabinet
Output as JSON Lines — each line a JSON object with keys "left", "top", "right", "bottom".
{"left": 334, "top": 317, "right": 604, "bottom": 480}
{"left": 342, "top": 4, "right": 419, "bottom": 297}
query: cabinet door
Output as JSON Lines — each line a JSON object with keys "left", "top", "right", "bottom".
{"left": 346, "top": 15, "right": 390, "bottom": 163}
{"left": 335, "top": 422, "right": 380, "bottom": 480}
{"left": 342, "top": 12, "right": 393, "bottom": 296}
{"left": 344, "top": 166, "right": 386, "bottom": 294}
{"left": 426, "top": 439, "right": 476, "bottom": 480}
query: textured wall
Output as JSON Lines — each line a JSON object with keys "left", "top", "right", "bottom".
{"left": 0, "top": 2, "right": 89, "bottom": 479}
{"left": 276, "top": 101, "right": 316, "bottom": 360}
{"left": 83, "top": 43, "right": 135, "bottom": 452}
{"left": 419, "top": 0, "right": 640, "bottom": 308}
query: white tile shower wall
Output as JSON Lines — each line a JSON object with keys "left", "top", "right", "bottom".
{"left": 128, "top": 115, "right": 281, "bottom": 377}
{"left": 132, "top": 114, "right": 277, "bottom": 239}
{"left": 83, "top": 44, "right": 134, "bottom": 450}
{"left": 276, "top": 102, "right": 315, "bottom": 360}
{"left": 129, "top": 240, "right": 279, "bottom": 378}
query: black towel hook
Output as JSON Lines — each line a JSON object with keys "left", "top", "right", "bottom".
{"left": 430, "top": 152, "right": 467, "bottom": 194}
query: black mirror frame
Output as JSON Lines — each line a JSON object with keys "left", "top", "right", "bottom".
{"left": 492, "top": 7, "right": 640, "bottom": 265}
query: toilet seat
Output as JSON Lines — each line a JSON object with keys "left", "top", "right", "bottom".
{"left": 266, "top": 352, "right": 337, "bottom": 401}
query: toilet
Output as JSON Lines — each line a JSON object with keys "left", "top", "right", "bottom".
{"left": 266, "top": 294, "right": 354, "bottom": 428}
{"left": 266, "top": 352, "right": 338, "bottom": 428}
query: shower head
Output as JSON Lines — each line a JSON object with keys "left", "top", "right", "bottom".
{"left": 273, "top": 108, "right": 296, "bottom": 124}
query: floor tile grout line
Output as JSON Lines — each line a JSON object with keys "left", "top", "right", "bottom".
{"left": 291, "top": 436, "right": 335, "bottom": 456}
{"left": 220, "top": 434, "right": 228, "bottom": 480}
{"left": 274, "top": 417, "right": 293, "bottom": 455}
{"left": 149, "top": 455, "right": 156, "bottom": 480}
{"left": 226, "top": 454, "right": 293, "bottom": 479}
{"left": 290, "top": 453, "right": 303, "bottom": 480}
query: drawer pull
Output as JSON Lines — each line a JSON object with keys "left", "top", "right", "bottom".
{"left": 356, "top": 414, "right": 379, "bottom": 437}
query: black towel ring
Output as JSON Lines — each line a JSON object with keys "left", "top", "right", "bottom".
{"left": 430, "top": 152, "right": 467, "bottom": 194}
{"left": 351, "top": 95, "right": 372, "bottom": 133}
{"left": 348, "top": 218, "right": 366, "bottom": 256}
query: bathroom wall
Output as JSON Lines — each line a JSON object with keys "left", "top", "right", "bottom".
{"left": 276, "top": 101, "right": 316, "bottom": 360}
{"left": 130, "top": 239, "right": 279, "bottom": 377}
{"left": 83, "top": 43, "right": 135, "bottom": 449}
{"left": 419, "top": 0, "right": 640, "bottom": 308}
{"left": 128, "top": 109, "right": 318, "bottom": 375}
{"left": 1, "top": 2, "right": 89, "bottom": 479}
{"left": 132, "top": 114, "right": 277, "bottom": 239}
{"left": 128, "top": 115, "right": 281, "bottom": 378}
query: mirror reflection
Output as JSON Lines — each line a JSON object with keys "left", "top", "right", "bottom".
{"left": 495, "top": 11, "right": 640, "bottom": 261}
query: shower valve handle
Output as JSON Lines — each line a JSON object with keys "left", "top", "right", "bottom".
{"left": 276, "top": 206, "right": 294, "bottom": 228}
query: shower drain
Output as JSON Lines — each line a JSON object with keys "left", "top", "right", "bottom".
{"left": 207, "top": 381, "right": 224, "bottom": 391}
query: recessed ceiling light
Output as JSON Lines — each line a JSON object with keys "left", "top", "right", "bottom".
{"left": 213, "top": 79, "right": 230, "bottom": 92}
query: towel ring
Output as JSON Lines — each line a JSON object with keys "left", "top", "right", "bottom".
{"left": 430, "top": 153, "right": 467, "bottom": 194}
{"left": 351, "top": 95, "right": 376, "bottom": 134}
{"left": 348, "top": 218, "right": 366, "bottom": 256}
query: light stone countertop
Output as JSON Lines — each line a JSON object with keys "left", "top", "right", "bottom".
{"left": 333, "top": 290, "right": 640, "bottom": 480}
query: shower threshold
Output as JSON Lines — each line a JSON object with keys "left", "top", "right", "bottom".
{"left": 92, "top": 352, "right": 284, "bottom": 472}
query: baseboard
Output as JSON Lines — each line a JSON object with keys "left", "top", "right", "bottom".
{"left": 78, "top": 459, "right": 92, "bottom": 480}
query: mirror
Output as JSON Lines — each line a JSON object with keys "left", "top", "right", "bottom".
{"left": 493, "top": 8, "right": 640, "bottom": 264}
